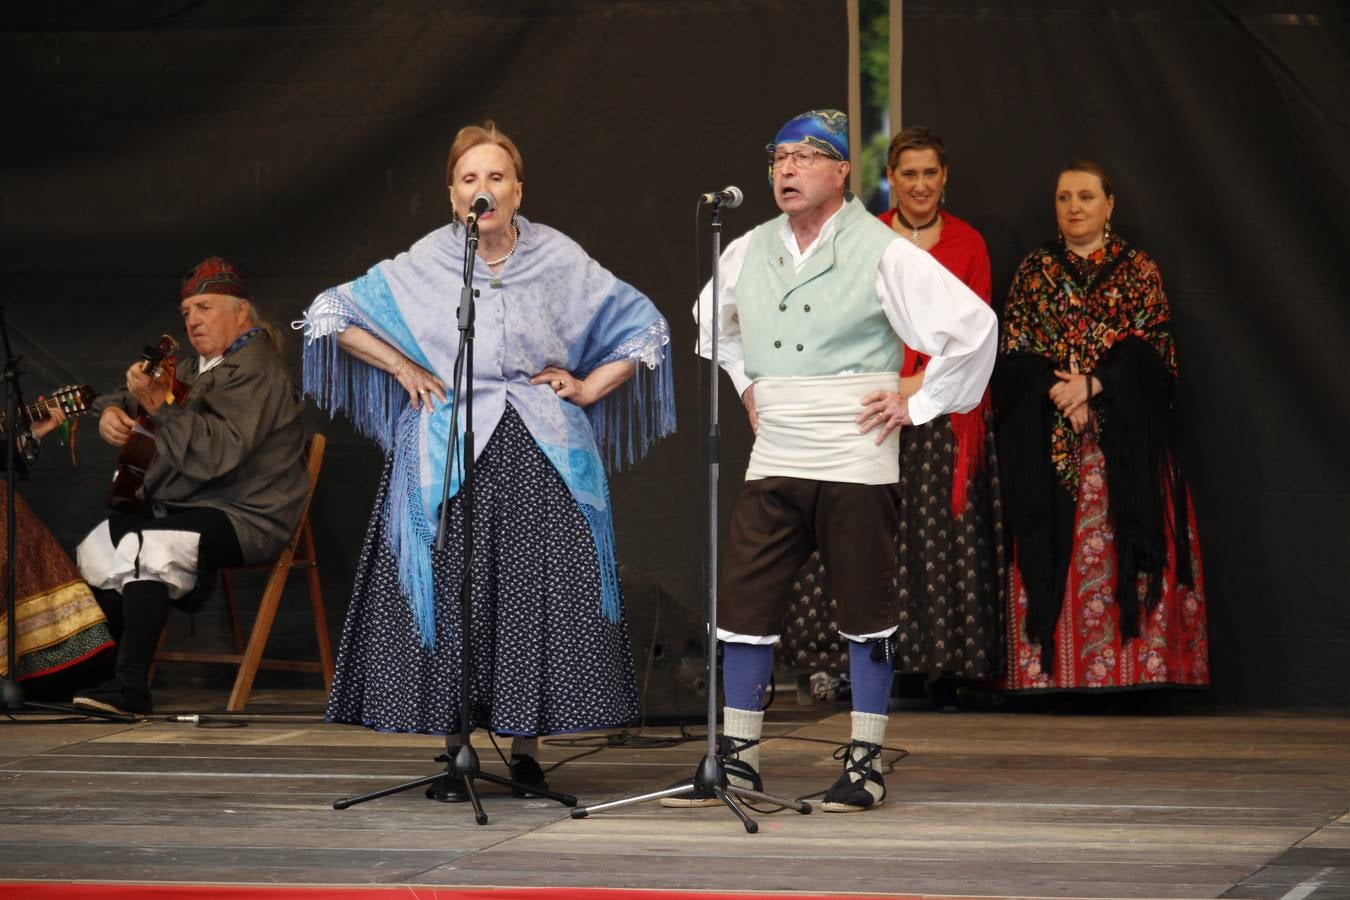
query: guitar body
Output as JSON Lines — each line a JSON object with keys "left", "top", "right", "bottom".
{"left": 107, "top": 336, "right": 190, "bottom": 514}
{"left": 107, "top": 415, "right": 161, "bottom": 513}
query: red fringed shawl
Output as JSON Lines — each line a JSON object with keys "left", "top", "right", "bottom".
{"left": 878, "top": 208, "right": 993, "bottom": 516}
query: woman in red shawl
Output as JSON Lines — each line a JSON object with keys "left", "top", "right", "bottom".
{"left": 783, "top": 128, "right": 1005, "bottom": 690}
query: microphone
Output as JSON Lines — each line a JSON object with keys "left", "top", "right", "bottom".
{"left": 699, "top": 186, "right": 744, "bottom": 208}
{"left": 465, "top": 191, "right": 495, "bottom": 225}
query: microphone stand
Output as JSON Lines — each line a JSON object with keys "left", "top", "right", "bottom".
{"left": 570, "top": 197, "right": 811, "bottom": 831}
{"left": 0, "top": 308, "right": 124, "bottom": 721}
{"left": 333, "top": 216, "right": 576, "bottom": 823}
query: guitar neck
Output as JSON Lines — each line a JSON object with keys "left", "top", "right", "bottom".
{"left": 0, "top": 396, "right": 60, "bottom": 433}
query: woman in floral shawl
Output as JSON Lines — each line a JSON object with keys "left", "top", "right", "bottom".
{"left": 296, "top": 122, "right": 674, "bottom": 787}
{"left": 993, "top": 160, "right": 1207, "bottom": 690}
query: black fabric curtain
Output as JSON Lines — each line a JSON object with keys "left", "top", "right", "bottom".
{"left": 6, "top": 1, "right": 1347, "bottom": 707}
{"left": 1, "top": 0, "right": 845, "bottom": 667}
{"left": 904, "top": 0, "right": 1350, "bottom": 706}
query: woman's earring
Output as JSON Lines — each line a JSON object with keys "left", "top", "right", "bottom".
{"left": 1104, "top": 219, "right": 1113, "bottom": 239}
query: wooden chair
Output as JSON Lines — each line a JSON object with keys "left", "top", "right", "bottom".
{"left": 151, "top": 433, "right": 334, "bottom": 711}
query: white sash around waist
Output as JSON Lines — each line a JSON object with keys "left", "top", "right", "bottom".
{"left": 746, "top": 372, "right": 901, "bottom": 485}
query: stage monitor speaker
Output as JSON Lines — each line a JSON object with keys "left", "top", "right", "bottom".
{"left": 620, "top": 564, "right": 709, "bottom": 724}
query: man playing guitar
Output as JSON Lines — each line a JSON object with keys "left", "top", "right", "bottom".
{"left": 73, "top": 257, "right": 308, "bottom": 716}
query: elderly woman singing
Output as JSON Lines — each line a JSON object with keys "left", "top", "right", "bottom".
{"left": 296, "top": 121, "right": 675, "bottom": 793}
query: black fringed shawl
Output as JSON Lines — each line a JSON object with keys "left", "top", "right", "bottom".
{"left": 1094, "top": 335, "right": 1194, "bottom": 640}
{"left": 993, "top": 238, "right": 1194, "bottom": 673}
{"left": 992, "top": 351, "right": 1072, "bottom": 668}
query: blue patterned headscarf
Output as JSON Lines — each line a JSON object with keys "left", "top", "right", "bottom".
{"left": 767, "top": 109, "right": 849, "bottom": 160}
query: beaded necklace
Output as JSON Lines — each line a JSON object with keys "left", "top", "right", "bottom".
{"left": 483, "top": 224, "right": 520, "bottom": 266}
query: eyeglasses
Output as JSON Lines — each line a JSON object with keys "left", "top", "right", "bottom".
{"left": 770, "top": 147, "right": 834, "bottom": 170}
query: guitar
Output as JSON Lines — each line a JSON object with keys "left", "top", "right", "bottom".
{"left": 0, "top": 384, "right": 97, "bottom": 434}
{"left": 107, "top": 335, "right": 191, "bottom": 513}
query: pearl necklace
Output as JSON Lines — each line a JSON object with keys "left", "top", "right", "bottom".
{"left": 894, "top": 209, "right": 940, "bottom": 246}
{"left": 483, "top": 224, "right": 519, "bottom": 267}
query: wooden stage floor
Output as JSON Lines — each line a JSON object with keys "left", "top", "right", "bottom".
{"left": 2, "top": 689, "right": 1349, "bottom": 899}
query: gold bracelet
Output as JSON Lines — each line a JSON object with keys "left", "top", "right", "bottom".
{"left": 393, "top": 358, "right": 407, "bottom": 378}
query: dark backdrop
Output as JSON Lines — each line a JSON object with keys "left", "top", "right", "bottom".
{"left": 1, "top": 0, "right": 841, "bottom": 694}
{"left": 904, "top": 0, "right": 1350, "bottom": 706}
{"left": 4, "top": 1, "right": 1347, "bottom": 708}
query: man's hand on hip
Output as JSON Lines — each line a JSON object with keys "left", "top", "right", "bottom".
{"left": 857, "top": 390, "right": 912, "bottom": 445}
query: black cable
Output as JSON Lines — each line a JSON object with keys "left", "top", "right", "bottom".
{"left": 2, "top": 711, "right": 135, "bottom": 725}
{"left": 151, "top": 712, "right": 327, "bottom": 728}
{"left": 159, "top": 714, "right": 249, "bottom": 729}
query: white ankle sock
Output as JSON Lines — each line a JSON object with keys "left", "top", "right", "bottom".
{"left": 723, "top": 706, "right": 764, "bottom": 788}
{"left": 848, "top": 711, "right": 887, "bottom": 803}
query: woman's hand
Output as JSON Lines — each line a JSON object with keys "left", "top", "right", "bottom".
{"left": 1066, "top": 403, "right": 1092, "bottom": 435}
{"left": 30, "top": 399, "right": 67, "bottom": 440}
{"left": 99, "top": 406, "right": 136, "bottom": 448}
{"left": 334, "top": 328, "right": 446, "bottom": 412}
{"left": 531, "top": 366, "right": 591, "bottom": 406}
{"left": 392, "top": 356, "right": 447, "bottom": 412}
{"left": 857, "top": 390, "right": 912, "bottom": 445}
{"left": 531, "top": 359, "right": 636, "bottom": 409}
{"left": 1049, "top": 370, "right": 1102, "bottom": 416}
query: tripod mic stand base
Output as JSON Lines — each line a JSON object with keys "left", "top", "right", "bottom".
{"left": 569, "top": 753, "right": 811, "bottom": 833}
{"left": 332, "top": 742, "right": 577, "bottom": 825}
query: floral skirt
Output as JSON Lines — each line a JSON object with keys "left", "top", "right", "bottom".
{"left": 1001, "top": 438, "right": 1209, "bottom": 690}
{"left": 781, "top": 414, "right": 1005, "bottom": 679}
{"left": 326, "top": 405, "right": 640, "bottom": 735}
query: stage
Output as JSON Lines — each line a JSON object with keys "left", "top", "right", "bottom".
{"left": 2, "top": 689, "right": 1348, "bottom": 899}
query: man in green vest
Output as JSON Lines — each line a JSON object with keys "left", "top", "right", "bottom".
{"left": 670, "top": 110, "right": 997, "bottom": 812}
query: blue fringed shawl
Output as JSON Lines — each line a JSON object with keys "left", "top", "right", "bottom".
{"left": 295, "top": 217, "right": 675, "bottom": 646}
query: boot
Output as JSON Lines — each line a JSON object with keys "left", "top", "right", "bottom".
{"left": 73, "top": 580, "right": 170, "bottom": 717}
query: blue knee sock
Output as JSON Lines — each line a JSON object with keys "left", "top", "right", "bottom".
{"left": 722, "top": 642, "right": 774, "bottom": 711}
{"left": 848, "top": 639, "right": 893, "bottom": 715}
